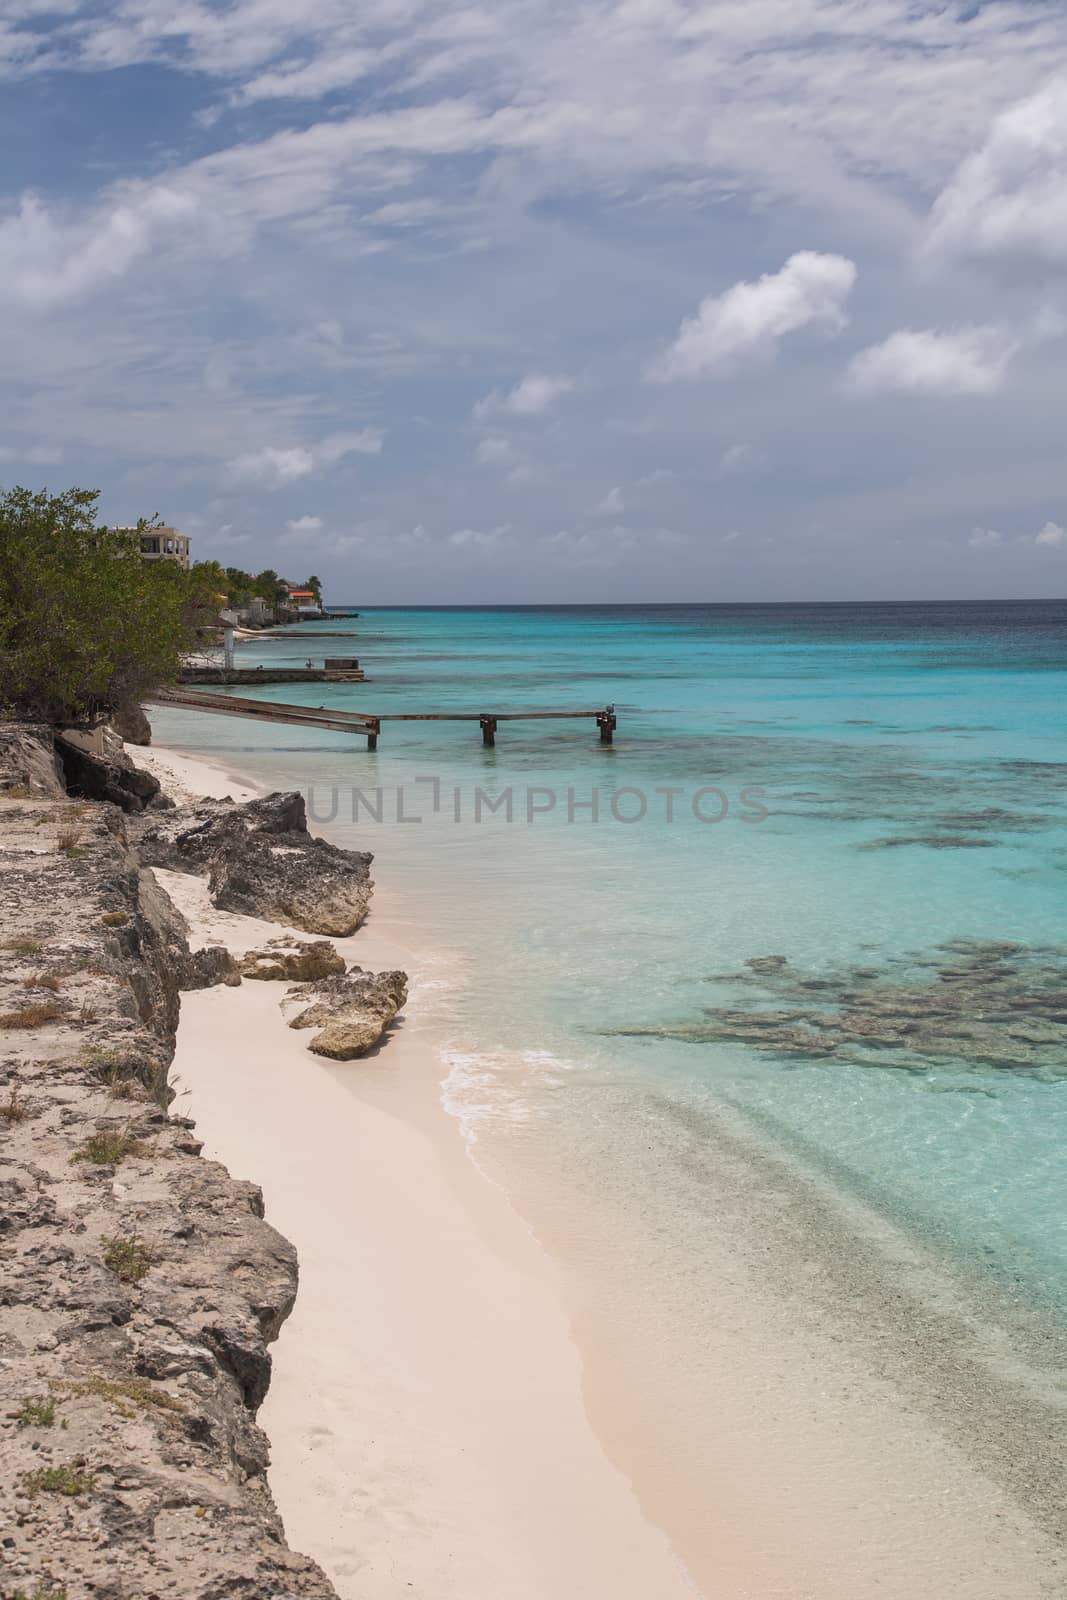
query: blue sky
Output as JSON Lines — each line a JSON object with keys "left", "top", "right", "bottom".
{"left": 3, "top": 1, "right": 1067, "bottom": 601}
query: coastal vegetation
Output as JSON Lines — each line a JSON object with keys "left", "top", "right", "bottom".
{"left": 0, "top": 483, "right": 328, "bottom": 728}
{"left": 101, "top": 1232, "right": 157, "bottom": 1283}
{"left": 13, "top": 1396, "right": 56, "bottom": 1429}
{"left": 20, "top": 1463, "right": 96, "bottom": 1498}
{"left": 72, "top": 1126, "right": 147, "bottom": 1166}
{"left": 188, "top": 558, "right": 322, "bottom": 612}
{"left": 0, "top": 1001, "right": 64, "bottom": 1029}
{"left": 0, "top": 487, "right": 191, "bottom": 727}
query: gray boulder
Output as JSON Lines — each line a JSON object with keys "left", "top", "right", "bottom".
{"left": 111, "top": 699, "right": 153, "bottom": 745}
{"left": 57, "top": 730, "right": 162, "bottom": 813}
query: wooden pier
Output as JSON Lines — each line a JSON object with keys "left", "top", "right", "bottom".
{"left": 149, "top": 689, "right": 617, "bottom": 749}
{"left": 179, "top": 658, "right": 363, "bottom": 686}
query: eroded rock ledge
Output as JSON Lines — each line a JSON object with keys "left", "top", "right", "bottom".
{"left": 0, "top": 726, "right": 340, "bottom": 1600}
{"left": 134, "top": 791, "right": 374, "bottom": 936}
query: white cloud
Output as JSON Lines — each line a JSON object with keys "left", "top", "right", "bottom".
{"left": 317, "top": 429, "right": 383, "bottom": 461}
{"left": 847, "top": 326, "right": 1021, "bottom": 397}
{"left": 475, "top": 436, "right": 519, "bottom": 467}
{"left": 637, "top": 467, "right": 675, "bottom": 487}
{"left": 287, "top": 514, "right": 323, "bottom": 531}
{"left": 0, "top": 442, "right": 62, "bottom": 464}
{"left": 968, "top": 520, "right": 1066, "bottom": 549}
{"left": 449, "top": 522, "right": 512, "bottom": 550}
{"left": 927, "top": 79, "right": 1067, "bottom": 269}
{"left": 475, "top": 373, "right": 573, "bottom": 418}
{"left": 227, "top": 430, "right": 381, "bottom": 489}
{"left": 227, "top": 446, "right": 315, "bottom": 487}
{"left": 650, "top": 252, "right": 857, "bottom": 381}
{"left": 594, "top": 486, "right": 624, "bottom": 516}
{"left": 236, "top": 48, "right": 382, "bottom": 105}
{"left": 717, "top": 443, "right": 767, "bottom": 478}
{"left": 0, "top": 185, "right": 198, "bottom": 310}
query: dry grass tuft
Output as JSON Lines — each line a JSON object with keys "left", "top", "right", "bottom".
{"left": 0, "top": 1085, "right": 30, "bottom": 1123}
{"left": 62, "top": 1374, "right": 185, "bottom": 1419}
{"left": 102, "top": 1233, "right": 156, "bottom": 1283}
{"left": 22, "top": 972, "right": 61, "bottom": 993}
{"left": 83, "top": 1048, "right": 146, "bottom": 1099}
{"left": 0, "top": 936, "right": 44, "bottom": 957}
{"left": 0, "top": 1001, "right": 63, "bottom": 1030}
{"left": 100, "top": 911, "right": 129, "bottom": 927}
{"left": 72, "top": 1126, "right": 146, "bottom": 1167}
{"left": 21, "top": 1462, "right": 95, "bottom": 1497}
{"left": 56, "top": 825, "right": 85, "bottom": 857}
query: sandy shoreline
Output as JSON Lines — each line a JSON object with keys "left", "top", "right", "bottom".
{"left": 149, "top": 739, "right": 1064, "bottom": 1600}
{"left": 153, "top": 744, "right": 697, "bottom": 1599}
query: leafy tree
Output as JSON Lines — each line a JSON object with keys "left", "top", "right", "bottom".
{"left": 224, "top": 565, "right": 254, "bottom": 607}
{"left": 188, "top": 559, "right": 229, "bottom": 611}
{"left": 0, "top": 486, "right": 192, "bottom": 726}
{"left": 303, "top": 573, "right": 323, "bottom": 605}
{"left": 253, "top": 568, "right": 289, "bottom": 606}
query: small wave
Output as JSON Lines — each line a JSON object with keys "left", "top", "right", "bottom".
{"left": 439, "top": 1044, "right": 576, "bottom": 1145}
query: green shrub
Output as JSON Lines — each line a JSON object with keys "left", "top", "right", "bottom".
{"left": 21, "top": 1463, "right": 94, "bottom": 1497}
{"left": 72, "top": 1127, "right": 146, "bottom": 1166}
{"left": 101, "top": 1233, "right": 156, "bottom": 1283}
{"left": 0, "top": 486, "right": 192, "bottom": 725}
{"left": 13, "top": 1395, "right": 56, "bottom": 1428}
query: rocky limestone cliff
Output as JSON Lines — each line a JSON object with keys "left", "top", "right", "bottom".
{"left": 0, "top": 727, "right": 339, "bottom": 1600}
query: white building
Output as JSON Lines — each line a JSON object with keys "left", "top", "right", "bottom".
{"left": 137, "top": 527, "right": 191, "bottom": 570}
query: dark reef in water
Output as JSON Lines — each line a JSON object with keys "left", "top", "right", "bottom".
{"left": 608, "top": 940, "right": 1067, "bottom": 1074}
{"left": 855, "top": 834, "right": 995, "bottom": 850}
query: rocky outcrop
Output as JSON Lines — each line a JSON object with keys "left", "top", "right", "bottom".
{"left": 0, "top": 722, "right": 66, "bottom": 798}
{"left": 283, "top": 969, "right": 408, "bottom": 1059}
{"left": 238, "top": 940, "right": 346, "bottom": 983}
{"left": 111, "top": 700, "right": 153, "bottom": 746}
{"left": 134, "top": 791, "right": 374, "bottom": 936}
{"left": 183, "top": 944, "right": 243, "bottom": 989}
{"left": 0, "top": 730, "right": 339, "bottom": 1599}
{"left": 57, "top": 727, "right": 164, "bottom": 814}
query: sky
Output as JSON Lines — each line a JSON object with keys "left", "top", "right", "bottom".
{"left": 3, "top": 1, "right": 1067, "bottom": 602}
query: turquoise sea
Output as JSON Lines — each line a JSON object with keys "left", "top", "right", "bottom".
{"left": 154, "top": 601, "right": 1067, "bottom": 1519}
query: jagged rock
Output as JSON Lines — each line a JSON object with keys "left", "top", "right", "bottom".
{"left": 57, "top": 728, "right": 162, "bottom": 814}
{"left": 183, "top": 945, "right": 243, "bottom": 989}
{"left": 284, "top": 968, "right": 407, "bottom": 1059}
{"left": 134, "top": 790, "right": 374, "bottom": 935}
{"left": 112, "top": 700, "right": 153, "bottom": 746}
{"left": 238, "top": 940, "right": 346, "bottom": 982}
{"left": 0, "top": 722, "right": 66, "bottom": 798}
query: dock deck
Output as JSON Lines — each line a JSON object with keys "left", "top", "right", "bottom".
{"left": 149, "top": 688, "right": 617, "bottom": 748}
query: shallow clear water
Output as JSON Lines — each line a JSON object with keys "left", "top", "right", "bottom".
{"left": 156, "top": 602, "right": 1067, "bottom": 1323}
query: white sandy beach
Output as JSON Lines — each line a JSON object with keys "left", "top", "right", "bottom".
{"left": 153, "top": 745, "right": 698, "bottom": 1600}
